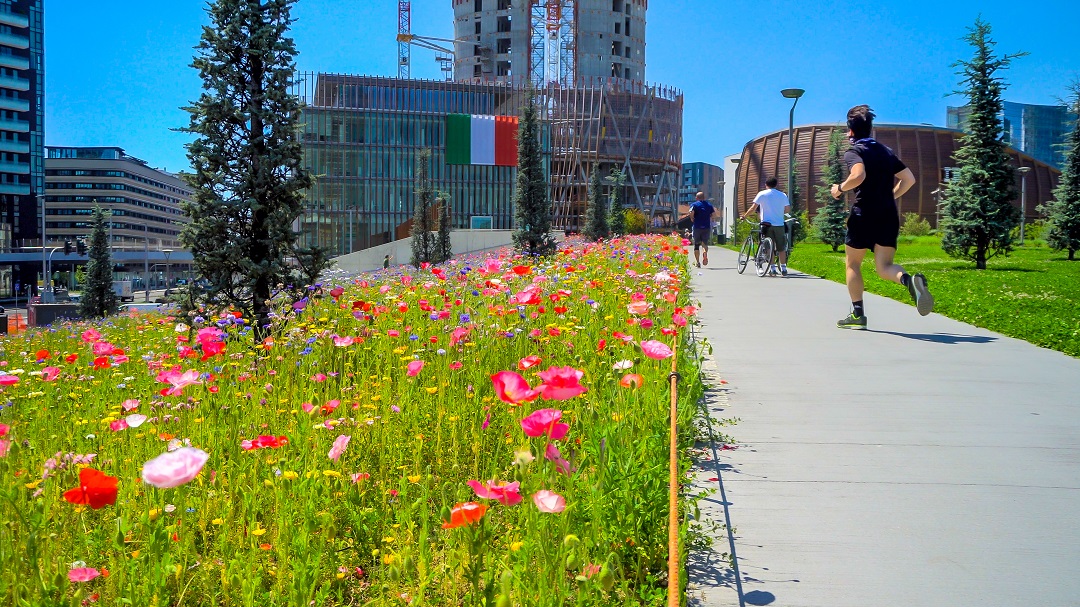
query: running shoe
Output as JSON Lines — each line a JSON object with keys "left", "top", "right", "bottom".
{"left": 836, "top": 313, "right": 867, "bottom": 330}
{"left": 912, "top": 273, "right": 934, "bottom": 316}
{"left": 781, "top": 266, "right": 788, "bottom": 277}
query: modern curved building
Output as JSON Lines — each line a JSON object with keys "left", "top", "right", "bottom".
{"left": 736, "top": 124, "right": 1061, "bottom": 227}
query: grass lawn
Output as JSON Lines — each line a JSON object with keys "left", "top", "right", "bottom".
{"left": 786, "top": 236, "right": 1080, "bottom": 357}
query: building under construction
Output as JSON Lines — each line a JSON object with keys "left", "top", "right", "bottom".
{"left": 296, "top": 1, "right": 683, "bottom": 256}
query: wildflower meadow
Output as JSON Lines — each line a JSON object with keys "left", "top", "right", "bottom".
{"left": 0, "top": 235, "right": 704, "bottom": 606}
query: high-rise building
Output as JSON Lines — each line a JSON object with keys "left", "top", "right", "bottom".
{"left": 0, "top": 0, "right": 43, "bottom": 296}
{"left": 45, "top": 146, "right": 191, "bottom": 288}
{"left": 947, "top": 101, "right": 1076, "bottom": 170}
{"left": 452, "top": 0, "right": 647, "bottom": 85}
{"left": 679, "top": 162, "right": 723, "bottom": 210}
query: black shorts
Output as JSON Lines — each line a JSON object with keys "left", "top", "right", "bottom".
{"left": 845, "top": 208, "right": 899, "bottom": 250}
{"left": 692, "top": 227, "right": 711, "bottom": 248}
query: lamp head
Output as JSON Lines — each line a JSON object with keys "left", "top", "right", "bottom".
{"left": 1017, "top": 166, "right": 1031, "bottom": 174}
{"left": 781, "top": 88, "right": 805, "bottom": 99}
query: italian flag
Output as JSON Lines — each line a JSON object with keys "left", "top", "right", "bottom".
{"left": 445, "top": 114, "right": 519, "bottom": 167}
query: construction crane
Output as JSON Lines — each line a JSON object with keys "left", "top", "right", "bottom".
{"left": 396, "top": 0, "right": 458, "bottom": 81}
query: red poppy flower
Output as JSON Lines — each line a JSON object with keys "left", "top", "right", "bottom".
{"left": 512, "top": 265, "right": 531, "bottom": 275}
{"left": 36, "top": 349, "right": 50, "bottom": 360}
{"left": 63, "top": 468, "right": 119, "bottom": 509}
{"left": 442, "top": 502, "right": 488, "bottom": 529}
{"left": 65, "top": 354, "right": 78, "bottom": 364}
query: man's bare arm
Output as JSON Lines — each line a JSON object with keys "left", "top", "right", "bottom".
{"left": 831, "top": 163, "right": 865, "bottom": 199}
{"left": 893, "top": 167, "right": 916, "bottom": 199}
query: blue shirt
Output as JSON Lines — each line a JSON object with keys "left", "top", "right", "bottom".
{"left": 689, "top": 200, "right": 715, "bottom": 229}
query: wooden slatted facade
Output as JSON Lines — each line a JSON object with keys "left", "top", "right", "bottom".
{"left": 737, "top": 124, "right": 1061, "bottom": 228}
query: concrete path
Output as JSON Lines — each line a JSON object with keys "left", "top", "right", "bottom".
{"left": 686, "top": 246, "right": 1080, "bottom": 607}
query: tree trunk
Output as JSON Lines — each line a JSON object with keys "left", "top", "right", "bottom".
{"left": 1070, "top": 249, "right": 1076, "bottom": 261}
{"left": 251, "top": 54, "right": 271, "bottom": 340}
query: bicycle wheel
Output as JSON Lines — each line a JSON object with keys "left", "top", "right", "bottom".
{"left": 755, "top": 237, "right": 775, "bottom": 277}
{"left": 737, "top": 237, "right": 753, "bottom": 274}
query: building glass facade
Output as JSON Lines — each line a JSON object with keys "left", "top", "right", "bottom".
{"left": 0, "top": 0, "right": 42, "bottom": 296}
{"left": 678, "top": 161, "right": 723, "bottom": 209}
{"left": 293, "top": 73, "right": 545, "bottom": 257}
{"left": 948, "top": 101, "right": 1076, "bottom": 170}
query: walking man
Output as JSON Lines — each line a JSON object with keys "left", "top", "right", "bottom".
{"left": 741, "top": 177, "right": 791, "bottom": 275}
{"left": 830, "top": 105, "right": 933, "bottom": 329}
{"left": 689, "top": 192, "right": 715, "bottom": 268}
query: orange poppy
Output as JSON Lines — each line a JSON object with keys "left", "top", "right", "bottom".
{"left": 63, "top": 468, "right": 118, "bottom": 509}
{"left": 441, "top": 502, "right": 487, "bottom": 529}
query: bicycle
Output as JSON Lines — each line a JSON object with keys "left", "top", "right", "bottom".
{"left": 736, "top": 217, "right": 799, "bottom": 277}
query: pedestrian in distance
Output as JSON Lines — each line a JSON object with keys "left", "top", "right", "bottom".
{"left": 688, "top": 192, "right": 715, "bottom": 268}
{"left": 741, "top": 176, "right": 791, "bottom": 276}
{"left": 383, "top": 254, "right": 393, "bottom": 269}
{"left": 830, "top": 104, "right": 933, "bottom": 329}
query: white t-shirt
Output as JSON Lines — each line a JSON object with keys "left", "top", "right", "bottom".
{"left": 752, "top": 188, "right": 790, "bottom": 226}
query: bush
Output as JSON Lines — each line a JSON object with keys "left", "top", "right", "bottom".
{"left": 900, "top": 212, "right": 932, "bottom": 236}
{"left": 624, "top": 208, "right": 648, "bottom": 234}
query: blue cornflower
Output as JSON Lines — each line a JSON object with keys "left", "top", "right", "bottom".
{"left": 459, "top": 314, "right": 471, "bottom": 323}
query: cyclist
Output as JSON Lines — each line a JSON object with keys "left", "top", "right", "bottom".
{"left": 741, "top": 177, "right": 791, "bottom": 276}
{"left": 830, "top": 104, "right": 932, "bottom": 330}
{"left": 688, "top": 192, "right": 715, "bottom": 268}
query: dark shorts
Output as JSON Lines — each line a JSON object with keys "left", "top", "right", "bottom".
{"left": 763, "top": 224, "right": 787, "bottom": 252}
{"left": 845, "top": 208, "right": 899, "bottom": 250}
{"left": 692, "top": 227, "right": 711, "bottom": 248}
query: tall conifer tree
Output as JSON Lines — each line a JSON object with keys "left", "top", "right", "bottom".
{"left": 512, "top": 93, "right": 556, "bottom": 255}
{"left": 608, "top": 168, "right": 627, "bottom": 236}
{"left": 79, "top": 206, "right": 117, "bottom": 319}
{"left": 813, "top": 128, "right": 849, "bottom": 251}
{"left": 940, "top": 18, "right": 1026, "bottom": 269}
{"left": 1040, "top": 83, "right": 1080, "bottom": 260}
{"left": 410, "top": 148, "right": 436, "bottom": 266}
{"left": 182, "top": 0, "right": 311, "bottom": 336}
{"left": 582, "top": 165, "right": 609, "bottom": 241}
{"left": 435, "top": 194, "right": 453, "bottom": 263}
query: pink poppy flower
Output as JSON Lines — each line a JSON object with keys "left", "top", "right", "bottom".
{"left": 196, "top": 327, "right": 224, "bottom": 344}
{"left": 407, "top": 360, "right": 424, "bottom": 377}
{"left": 533, "top": 490, "right": 566, "bottom": 513}
{"left": 0, "top": 439, "right": 10, "bottom": 458}
{"left": 121, "top": 399, "right": 140, "bottom": 412}
{"left": 544, "top": 442, "right": 573, "bottom": 474}
{"left": 640, "top": 340, "right": 674, "bottom": 360}
{"left": 510, "top": 286, "right": 542, "bottom": 306}
{"left": 333, "top": 335, "right": 354, "bottom": 347}
{"left": 142, "top": 447, "right": 209, "bottom": 489}
{"left": 534, "top": 366, "right": 587, "bottom": 400}
{"left": 351, "top": 472, "right": 371, "bottom": 483}
{"left": 491, "top": 371, "right": 539, "bottom": 404}
{"left": 0, "top": 423, "right": 8, "bottom": 437}
{"left": 156, "top": 368, "right": 202, "bottom": 396}
{"left": 672, "top": 313, "right": 688, "bottom": 327}
{"left": 68, "top": 567, "right": 100, "bottom": 583}
{"left": 109, "top": 420, "right": 129, "bottom": 432}
{"left": 41, "top": 366, "right": 61, "bottom": 382}
{"left": 0, "top": 374, "right": 18, "bottom": 386}
{"left": 467, "top": 479, "right": 523, "bottom": 506}
{"left": 449, "top": 326, "right": 471, "bottom": 347}
{"left": 125, "top": 414, "right": 147, "bottom": 428}
{"left": 328, "top": 435, "right": 351, "bottom": 461}
{"left": 80, "top": 329, "right": 101, "bottom": 343}
{"left": 521, "top": 408, "right": 569, "bottom": 441}
{"left": 627, "top": 301, "right": 651, "bottom": 315}
{"left": 387, "top": 329, "right": 400, "bottom": 337}
{"left": 517, "top": 355, "right": 542, "bottom": 370}
{"left": 449, "top": 361, "right": 463, "bottom": 370}
{"left": 620, "top": 373, "right": 644, "bottom": 389}
{"left": 91, "top": 341, "right": 115, "bottom": 357}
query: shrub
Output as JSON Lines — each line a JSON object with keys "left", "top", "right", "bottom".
{"left": 900, "top": 212, "right": 932, "bottom": 236}
{"left": 624, "top": 208, "right": 648, "bottom": 234}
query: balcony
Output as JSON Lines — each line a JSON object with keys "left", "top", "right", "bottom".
{"left": 0, "top": 118, "right": 29, "bottom": 133}
{"left": 0, "top": 160, "right": 29, "bottom": 175}
{"left": 0, "top": 95, "right": 28, "bottom": 112}
{"left": 0, "top": 11, "right": 29, "bottom": 29}
{"left": 0, "top": 31, "right": 29, "bottom": 50}
{"left": 0, "top": 74, "right": 29, "bottom": 91}
{"left": 0, "top": 138, "right": 28, "bottom": 154}
{"left": 0, "top": 53, "right": 28, "bottom": 71}
{"left": 0, "top": 182, "right": 29, "bottom": 195}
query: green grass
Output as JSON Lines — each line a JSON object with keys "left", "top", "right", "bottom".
{"left": 786, "top": 236, "right": 1080, "bottom": 357}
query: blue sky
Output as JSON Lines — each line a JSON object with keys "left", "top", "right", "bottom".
{"left": 46, "top": 0, "right": 1079, "bottom": 173}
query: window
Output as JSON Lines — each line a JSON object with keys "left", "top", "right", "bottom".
{"left": 497, "top": 61, "right": 510, "bottom": 76}
{"left": 614, "top": 21, "right": 620, "bottom": 34}
{"left": 625, "top": 18, "right": 630, "bottom": 35}
{"left": 496, "top": 38, "right": 511, "bottom": 54}
{"left": 474, "top": 45, "right": 481, "bottom": 57}
{"left": 474, "top": 0, "right": 482, "bottom": 10}
{"left": 497, "top": 0, "right": 511, "bottom": 9}
{"left": 626, "top": 2, "right": 631, "bottom": 12}
{"left": 612, "top": 0, "right": 621, "bottom": 10}
{"left": 475, "top": 20, "right": 481, "bottom": 34}
{"left": 625, "top": 68, "right": 631, "bottom": 79}
{"left": 625, "top": 45, "right": 630, "bottom": 58}
{"left": 612, "top": 41, "right": 622, "bottom": 56}
{"left": 497, "top": 15, "right": 511, "bottom": 32}
{"left": 474, "top": 64, "right": 483, "bottom": 77}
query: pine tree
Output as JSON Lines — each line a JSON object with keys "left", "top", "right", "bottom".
{"left": 410, "top": 148, "right": 436, "bottom": 266}
{"left": 292, "top": 244, "right": 331, "bottom": 288}
{"left": 512, "top": 92, "right": 556, "bottom": 255}
{"left": 940, "top": 18, "right": 1026, "bottom": 269}
{"left": 79, "top": 206, "right": 117, "bottom": 319}
{"left": 1039, "top": 82, "right": 1080, "bottom": 260}
{"left": 813, "top": 128, "right": 849, "bottom": 251}
{"left": 608, "top": 168, "right": 627, "bottom": 236}
{"left": 182, "top": 0, "right": 311, "bottom": 337}
{"left": 582, "top": 165, "right": 609, "bottom": 241}
{"left": 435, "top": 194, "right": 453, "bottom": 263}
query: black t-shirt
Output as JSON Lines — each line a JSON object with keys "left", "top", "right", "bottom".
{"left": 844, "top": 139, "right": 907, "bottom": 217}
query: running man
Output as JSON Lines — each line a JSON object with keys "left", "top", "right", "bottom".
{"left": 830, "top": 104, "right": 933, "bottom": 329}
{"left": 688, "top": 192, "right": 715, "bottom": 268}
{"left": 741, "top": 177, "right": 791, "bottom": 276}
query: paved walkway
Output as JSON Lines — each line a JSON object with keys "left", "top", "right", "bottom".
{"left": 686, "top": 246, "right": 1080, "bottom": 607}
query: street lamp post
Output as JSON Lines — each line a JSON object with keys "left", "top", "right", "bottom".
{"left": 781, "top": 89, "right": 805, "bottom": 203}
{"left": 931, "top": 187, "right": 943, "bottom": 230}
{"left": 162, "top": 249, "right": 173, "bottom": 290}
{"left": 1018, "top": 166, "right": 1031, "bottom": 245}
{"left": 37, "top": 193, "right": 49, "bottom": 301}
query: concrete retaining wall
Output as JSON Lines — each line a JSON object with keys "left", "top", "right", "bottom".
{"left": 330, "top": 230, "right": 564, "bottom": 274}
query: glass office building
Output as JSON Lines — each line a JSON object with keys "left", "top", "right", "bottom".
{"left": 0, "top": 0, "right": 42, "bottom": 296}
{"left": 948, "top": 101, "right": 1076, "bottom": 170}
{"left": 292, "top": 73, "right": 542, "bottom": 257}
